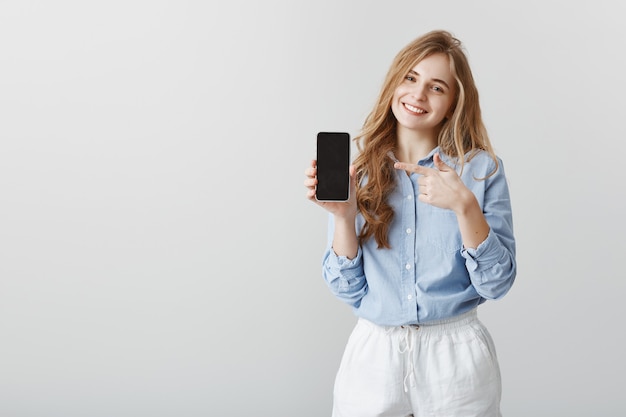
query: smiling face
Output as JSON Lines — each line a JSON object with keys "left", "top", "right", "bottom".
{"left": 391, "top": 53, "right": 457, "bottom": 140}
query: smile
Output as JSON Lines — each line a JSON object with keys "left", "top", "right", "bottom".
{"left": 404, "top": 103, "right": 427, "bottom": 114}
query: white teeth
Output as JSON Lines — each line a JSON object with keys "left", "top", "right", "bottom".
{"left": 405, "top": 103, "right": 426, "bottom": 113}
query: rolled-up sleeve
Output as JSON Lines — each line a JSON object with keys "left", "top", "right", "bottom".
{"left": 461, "top": 159, "right": 517, "bottom": 299}
{"left": 462, "top": 229, "right": 516, "bottom": 299}
{"left": 322, "top": 245, "right": 368, "bottom": 307}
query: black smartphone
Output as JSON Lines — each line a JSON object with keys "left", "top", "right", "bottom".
{"left": 316, "top": 132, "right": 351, "bottom": 202}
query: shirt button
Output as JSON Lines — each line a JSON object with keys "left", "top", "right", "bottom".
{"left": 405, "top": 263, "right": 411, "bottom": 270}
{"left": 406, "top": 228, "right": 412, "bottom": 234}
{"left": 407, "top": 294, "right": 413, "bottom": 300}
{"left": 407, "top": 194, "right": 413, "bottom": 200}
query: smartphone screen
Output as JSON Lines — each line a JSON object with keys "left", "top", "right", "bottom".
{"left": 316, "top": 132, "right": 350, "bottom": 201}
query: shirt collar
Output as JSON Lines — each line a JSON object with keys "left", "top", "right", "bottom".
{"left": 387, "top": 146, "right": 441, "bottom": 165}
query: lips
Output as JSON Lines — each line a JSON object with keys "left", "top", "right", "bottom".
{"left": 404, "top": 103, "right": 427, "bottom": 114}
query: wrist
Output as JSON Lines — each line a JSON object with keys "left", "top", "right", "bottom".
{"left": 454, "top": 189, "right": 479, "bottom": 216}
{"left": 333, "top": 212, "right": 357, "bottom": 227}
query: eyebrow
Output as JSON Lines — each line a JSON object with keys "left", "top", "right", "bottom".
{"left": 408, "top": 70, "right": 451, "bottom": 89}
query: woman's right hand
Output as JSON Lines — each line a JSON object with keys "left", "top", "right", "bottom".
{"left": 304, "top": 159, "right": 358, "bottom": 220}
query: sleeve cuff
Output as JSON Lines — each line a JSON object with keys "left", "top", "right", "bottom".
{"left": 327, "top": 246, "right": 363, "bottom": 268}
{"left": 461, "top": 229, "right": 500, "bottom": 272}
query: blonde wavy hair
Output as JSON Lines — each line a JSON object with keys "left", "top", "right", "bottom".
{"left": 353, "top": 29, "right": 498, "bottom": 249}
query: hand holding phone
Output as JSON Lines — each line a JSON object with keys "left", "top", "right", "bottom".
{"left": 315, "top": 132, "right": 351, "bottom": 202}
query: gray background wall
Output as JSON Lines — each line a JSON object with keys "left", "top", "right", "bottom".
{"left": 1, "top": 0, "right": 624, "bottom": 416}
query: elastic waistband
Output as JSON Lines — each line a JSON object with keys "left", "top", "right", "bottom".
{"left": 358, "top": 308, "right": 479, "bottom": 335}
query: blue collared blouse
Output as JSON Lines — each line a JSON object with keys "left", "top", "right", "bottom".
{"left": 322, "top": 147, "right": 517, "bottom": 325}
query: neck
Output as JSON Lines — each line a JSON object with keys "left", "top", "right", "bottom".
{"left": 395, "top": 125, "right": 438, "bottom": 163}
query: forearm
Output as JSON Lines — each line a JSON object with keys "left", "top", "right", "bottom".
{"left": 455, "top": 190, "right": 490, "bottom": 250}
{"left": 331, "top": 215, "right": 359, "bottom": 259}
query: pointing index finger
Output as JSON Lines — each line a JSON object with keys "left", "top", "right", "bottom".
{"left": 394, "top": 161, "right": 431, "bottom": 175}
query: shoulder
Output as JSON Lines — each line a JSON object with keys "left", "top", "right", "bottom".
{"left": 438, "top": 149, "right": 499, "bottom": 172}
{"left": 439, "top": 149, "right": 507, "bottom": 182}
{"left": 465, "top": 149, "right": 505, "bottom": 178}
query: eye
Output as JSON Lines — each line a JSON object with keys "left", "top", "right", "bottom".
{"left": 431, "top": 85, "right": 444, "bottom": 93}
{"left": 405, "top": 75, "right": 416, "bottom": 82}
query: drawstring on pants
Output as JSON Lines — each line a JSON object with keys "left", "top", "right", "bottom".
{"left": 398, "top": 325, "right": 419, "bottom": 393}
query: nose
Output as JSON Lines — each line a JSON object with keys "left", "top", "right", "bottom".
{"left": 411, "top": 82, "right": 427, "bottom": 101}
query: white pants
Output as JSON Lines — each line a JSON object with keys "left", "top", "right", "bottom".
{"left": 332, "top": 309, "right": 502, "bottom": 417}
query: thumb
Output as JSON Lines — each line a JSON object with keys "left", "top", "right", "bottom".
{"left": 433, "top": 153, "right": 452, "bottom": 172}
{"left": 349, "top": 164, "right": 357, "bottom": 187}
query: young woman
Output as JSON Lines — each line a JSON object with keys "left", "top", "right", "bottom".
{"left": 304, "top": 30, "right": 516, "bottom": 416}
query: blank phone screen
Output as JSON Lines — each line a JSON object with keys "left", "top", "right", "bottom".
{"left": 316, "top": 132, "right": 350, "bottom": 201}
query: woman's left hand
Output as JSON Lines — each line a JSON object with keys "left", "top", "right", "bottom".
{"left": 394, "top": 153, "right": 471, "bottom": 213}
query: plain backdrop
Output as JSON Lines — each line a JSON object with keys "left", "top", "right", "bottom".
{"left": 1, "top": 1, "right": 624, "bottom": 416}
